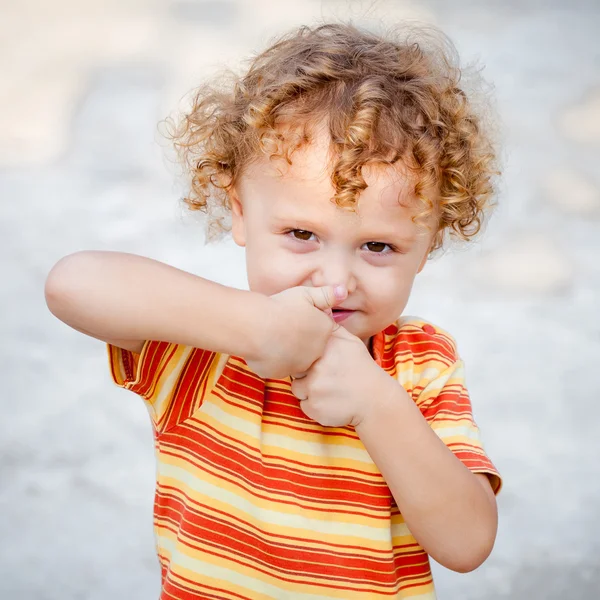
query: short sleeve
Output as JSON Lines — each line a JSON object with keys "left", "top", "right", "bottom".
{"left": 107, "top": 340, "right": 221, "bottom": 435}
{"left": 415, "top": 358, "right": 502, "bottom": 494}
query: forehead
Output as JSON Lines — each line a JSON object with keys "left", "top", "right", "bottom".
{"left": 240, "top": 127, "right": 429, "bottom": 234}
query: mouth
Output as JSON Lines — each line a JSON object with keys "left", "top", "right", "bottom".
{"left": 331, "top": 309, "right": 356, "bottom": 323}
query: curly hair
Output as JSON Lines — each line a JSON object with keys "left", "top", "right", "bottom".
{"left": 166, "top": 22, "right": 499, "bottom": 252}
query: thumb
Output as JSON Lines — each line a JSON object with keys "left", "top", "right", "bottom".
{"left": 304, "top": 284, "right": 347, "bottom": 312}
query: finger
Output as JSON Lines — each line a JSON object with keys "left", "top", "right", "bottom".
{"left": 290, "top": 377, "right": 308, "bottom": 401}
{"left": 304, "top": 284, "right": 347, "bottom": 312}
{"left": 323, "top": 307, "right": 340, "bottom": 331}
{"left": 291, "top": 372, "right": 307, "bottom": 380}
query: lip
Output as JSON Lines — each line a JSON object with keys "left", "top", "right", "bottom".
{"left": 331, "top": 309, "right": 355, "bottom": 323}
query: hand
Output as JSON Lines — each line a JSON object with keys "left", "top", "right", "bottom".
{"left": 290, "top": 325, "right": 391, "bottom": 428}
{"left": 246, "top": 284, "right": 347, "bottom": 379}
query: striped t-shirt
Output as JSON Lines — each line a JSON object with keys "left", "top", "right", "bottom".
{"left": 107, "top": 316, "right": 501, "bottom": 599}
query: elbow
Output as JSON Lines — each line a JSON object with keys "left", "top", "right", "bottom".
{"left": 442, "top": 477, "right": 499, "bottom": 573}
{"left": 45, "top": 255, "right": 72, "bottom": 316}
{"left": 444, "top": 552, "right": 490, "bottom": 574}
{"left": 434, "top": 529, "right": 497, "bottom": 574}
{"left": 45, "top": 260, "right": 66, "bottom": 316}
{"left": 44, "top": 251, "right": 91, "bottom": 317}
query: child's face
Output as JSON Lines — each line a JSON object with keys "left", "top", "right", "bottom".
{"left": 230, "top": 126, "right": 436, "bottom": 346}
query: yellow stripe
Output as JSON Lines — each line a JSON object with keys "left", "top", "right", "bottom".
{"left": 159, "top": 464, "right": 397, "bottom": 541}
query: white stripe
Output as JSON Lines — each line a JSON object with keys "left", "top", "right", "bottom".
{"left": 152, "top": 345, "right": 193, "bottom": 415}
{"left": 160, "top": 463, "right": 392, "bottom": 542}
{"left": 433, "top": 426, "right": 481, "bottom": 442}
{"left": 200, "top": 399, "right": 375, "bottom": 464}
{"left": 159, "top": 535, "right": 437, "bottom": 600}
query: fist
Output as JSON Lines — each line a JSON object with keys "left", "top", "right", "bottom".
{"left": 245, "top": 284, "right": 347, "bottom": 379}
{"left": 290, "top": 325, "right": 386, "bottom": 427}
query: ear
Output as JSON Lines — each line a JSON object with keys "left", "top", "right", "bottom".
{"left": 229, "top": 188, "right": 246, "bottom": 247}
{"left": 417, "top": 228, "right": 441, "bottom": 273}
{"left": 416, "top": 236, "right": 436, "bottom": 274}
{"left": 416, "top": 250, "right": 429, "bottom": 274}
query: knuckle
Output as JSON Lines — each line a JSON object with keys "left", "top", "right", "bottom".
{"left": 320, "top": 287, "right": 332, "bottom": 308}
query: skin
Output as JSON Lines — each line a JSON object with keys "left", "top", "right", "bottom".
{"left": 229, "top": 123, "right": 498, "bottom": 573}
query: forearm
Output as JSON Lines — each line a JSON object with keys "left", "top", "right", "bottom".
{"left": 355, "top": 374, "right": 497, "bottom": 573}
{"left": 45, "top": 250, "right": 267, "bottom": 358}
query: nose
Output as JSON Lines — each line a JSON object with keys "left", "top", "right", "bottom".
{"left": 310, "top": 250, "right": 357, "bottom": 295}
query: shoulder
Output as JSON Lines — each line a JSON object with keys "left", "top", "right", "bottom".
{"left": 385, "top": 316, "right": 460, "bottom": 366}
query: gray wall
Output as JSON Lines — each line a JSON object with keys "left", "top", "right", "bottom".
{"left": 2, "top": 0, "right": 599, "bottom": 598}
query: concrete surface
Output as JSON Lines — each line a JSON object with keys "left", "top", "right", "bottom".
{"left": 1, "top": 0, "right": 599, "bottom": 598}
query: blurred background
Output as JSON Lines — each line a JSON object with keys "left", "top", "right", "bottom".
{"left": 1, "top": 0, "right": 599, "bottom": 598}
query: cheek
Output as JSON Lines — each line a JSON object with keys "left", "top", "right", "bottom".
{"left": 365, "top": 267, "right": 413, "bottom": 307}
{"left": 245, "top": 244, "right": 304, "bottom": 295}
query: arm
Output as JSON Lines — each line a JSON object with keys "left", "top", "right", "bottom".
{"left": 355, "top": 374, "right": 498, "bottom": 573}
{"left": 44, "top": 250, "right": 268, "bottom": 358}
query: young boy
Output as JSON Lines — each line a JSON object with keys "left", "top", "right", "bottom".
{"left": 45, "top": 22, "right": 502, "bottom": 599}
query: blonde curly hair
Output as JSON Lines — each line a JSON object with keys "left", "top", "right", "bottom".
{"left": 167, "top": 22, "right": 499, "bottom": 252}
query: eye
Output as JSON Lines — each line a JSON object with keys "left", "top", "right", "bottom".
{"left": 289, "top": 229, "right": 315, "bottom": 241}
{"left": 364, "top": 241, "right": 392, "bottom": 254}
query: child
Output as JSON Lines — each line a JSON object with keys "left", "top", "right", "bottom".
{"left": 45, "top": 22, "right": 502, "bottom": 600}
